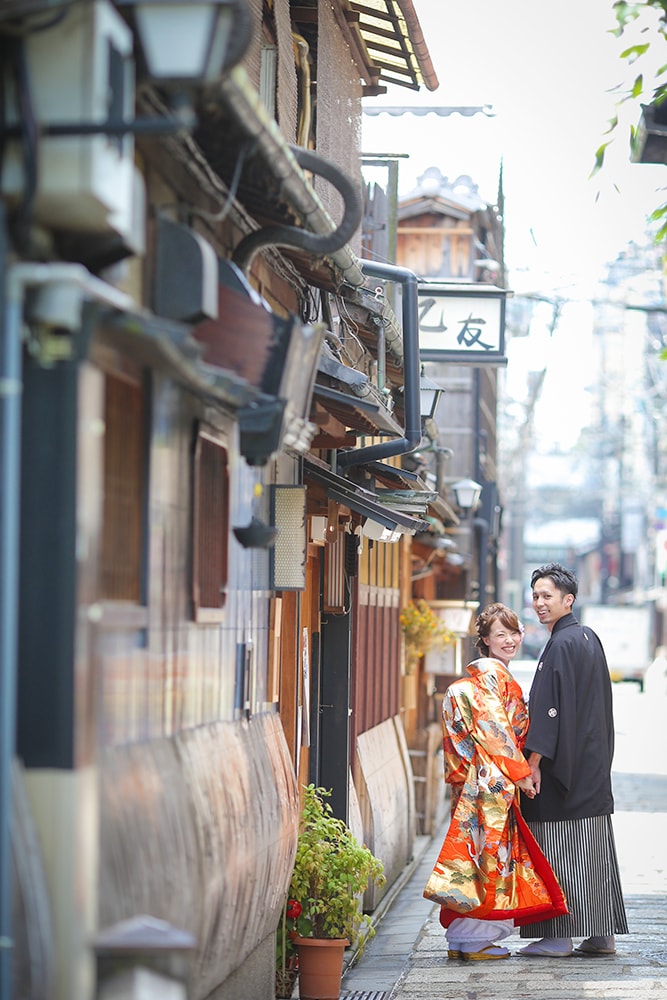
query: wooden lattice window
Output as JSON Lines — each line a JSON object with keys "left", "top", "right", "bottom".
{"left": 100, "top": 372, "right": 145, "bottom": 602}
{"left": 192, "top": 430, "right": 229, "bottom": 620}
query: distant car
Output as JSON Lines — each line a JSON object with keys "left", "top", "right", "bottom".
{"left": 581, "top": 605, "right": 651, "bottom": 691}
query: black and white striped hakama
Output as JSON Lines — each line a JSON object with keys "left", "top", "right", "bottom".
{"left": 519, "top": 815, "right": 629, "bottom": 938}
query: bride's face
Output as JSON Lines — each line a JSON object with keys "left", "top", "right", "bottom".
{"left": 484, "top": 619, "right": 522, "bottom": 664}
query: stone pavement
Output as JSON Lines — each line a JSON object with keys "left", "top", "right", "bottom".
{"left": 341, "top": 683, "right": 667, "bottom": 1000}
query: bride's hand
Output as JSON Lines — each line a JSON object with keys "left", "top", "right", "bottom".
{"left": 517, "top": 775, "right": 536, "bottom": 798}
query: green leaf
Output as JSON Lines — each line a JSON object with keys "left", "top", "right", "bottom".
{"left": 648, "top": 202, "right": 667, "bottom": 221}
{"left": 613, "top": 1, "right": 636, "bottom": 30}
{"left": 590, "top": 142, "right": 611, "bottom": 177}
{"left": 620, "top": 42, "right": 651, "bottom": 60}
{"left": 612, "top": 1, "right": 643, "bottom": 33}
{"left": 632, "top": 73, "right": 645, "bottom": 98}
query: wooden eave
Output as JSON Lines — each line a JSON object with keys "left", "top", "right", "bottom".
{"left": 350, "top": 0, "right": 439, "bottom": 92}
{"left": 368, "top": 461, "right": 461, "bottom": 526}
{"left": 312, "top": 382, "right": 404, "bottom": 437}
{"left": 293, "top": 0, "right": 438, "bottom": 94}
{"left": 397, "top": 198, "right": 477, "bottom": 223}
{"left": 303, "top": 458, "right": 430, "bottom": 534}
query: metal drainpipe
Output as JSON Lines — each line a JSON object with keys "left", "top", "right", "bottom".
{"left": 0, "top": 257, "right": 133, "bottom": 1000}
{"left": 0, "top": 205, "right": 18, "bottom": 1000}
{"left": 376, "top": 314, "right": 386, "bottom": 394}
{"left": 473, "top": 368, "right": 484, "bottom": 606}
{"left": 337, "top": 260, "right": 422, "bottom": 469}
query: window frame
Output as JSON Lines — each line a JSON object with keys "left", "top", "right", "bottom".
{"left": 99, "top": 366, "right": 148, "bottom": 614}
{"left": 192, "top": 426, "right": 230, "bottom": 623}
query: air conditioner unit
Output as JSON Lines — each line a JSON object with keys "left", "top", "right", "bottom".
{"left": 2, "top": 0, "right": 142, "bottom": 251}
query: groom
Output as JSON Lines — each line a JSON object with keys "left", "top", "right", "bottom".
{"left": 519, "top": 562, "right": 628, "bottom": 958}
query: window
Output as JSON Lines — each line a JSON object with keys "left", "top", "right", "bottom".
{"left": 259, "top": 0, "right": 278, "bottom": 119}
{"left": 192, "top": 428, "right": 229, "bottom": 620}
{"left": 100, "top": 371, "right": 145, "bottom": 602}
{"left": 259, "top": 43, "right": 277, "bottom": 119}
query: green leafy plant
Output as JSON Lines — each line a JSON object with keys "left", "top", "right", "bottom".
{"left": 275, "top": 897, "right": 300, "bottom": 997}
{"left": 593, "top": 2, "right": 667, "bottom": 239}
{"left": 287, "top": 784, "right": 385, "bottom": 946}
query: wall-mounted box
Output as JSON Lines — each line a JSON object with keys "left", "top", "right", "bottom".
{"left": 1, "top": 0, "right": 142, "bottom": 249}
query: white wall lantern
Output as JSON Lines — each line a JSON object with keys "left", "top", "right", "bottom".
{"left": 451, "top": 478, "right": 482, "bottom": 511}
{"left": 132, "top": 1, "right": 230, "bottom": 83}
{"left": 419, "top": 365, "right": 444, "bottom": 423}
{"left": 118, "top": 0, "right": 253, "bottom": 86}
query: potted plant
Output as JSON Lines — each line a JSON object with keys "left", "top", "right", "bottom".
{"left": 275, "top": 897, "right": 300, "bottom": 998}
{"left": 400, "top": 599, "right": 456, "bottom": 673}
{"left": 286, "top": 784, "right": 385, "bottom": 1000}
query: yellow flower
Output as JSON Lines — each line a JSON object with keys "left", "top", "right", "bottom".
{"left": 400, "top": 600, "right": 456, "bottom": 660}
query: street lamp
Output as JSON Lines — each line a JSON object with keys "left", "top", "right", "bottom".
{"left": 451, "top": 479, "right": 483, "bottom": 605}
{"left": 419, "top": 366, "right": 444, "bottom": 424}
{"left": 451, "top": 478, "right": 483, "bottom": 511}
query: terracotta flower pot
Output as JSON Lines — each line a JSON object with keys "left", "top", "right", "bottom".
{"left": 294, "top": 936, "right": 349, "bottom": 1000}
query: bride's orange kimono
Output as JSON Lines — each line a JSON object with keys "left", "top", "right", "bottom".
{"left": 423, "top": 657, "right": 567, "bottom": 927}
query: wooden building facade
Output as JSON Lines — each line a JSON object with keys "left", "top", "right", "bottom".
{"left": 0, "top": 2, "right": 449, "bottom": 999}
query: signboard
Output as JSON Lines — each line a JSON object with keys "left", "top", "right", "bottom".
{"left": 418, "top": 282, "right": 509, "bottom": 365}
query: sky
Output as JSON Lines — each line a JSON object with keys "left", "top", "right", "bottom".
{"left": 361, "top": 0, "right": 666, "bottom": 295}
{"left": 361, "top": 0, "right": 667, "bottom": 451}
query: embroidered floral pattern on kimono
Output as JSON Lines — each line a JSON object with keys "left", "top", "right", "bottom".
{"left": 423, "top": 657, "right": 567, "bottom": 926}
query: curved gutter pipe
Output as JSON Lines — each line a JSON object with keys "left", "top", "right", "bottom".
{"left": 216, "top": 69, "right": 410, "bottom": 359}
{"left": 337, "top": 260, "right": 421, "bottom": 470}
{"left": 0, "top": 258, "right": 133, "bottom": 1000}
{"left": 218, "top": 67, "right": 365, "bottom": 287}
{"left": 232, "top": 146, "right": 362, "bottom": 272}
{"left": 0, "top": 206, "right": 17, "bottom": 1000}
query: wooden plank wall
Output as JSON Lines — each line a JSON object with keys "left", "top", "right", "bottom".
{"left": 99, "top": 712, "right": 299, "bottom": 1000}
{"left": 354, "top": 716, "right": 415, "bottom": 909}
{"left": 352, "top": 536, "right": 401, "bottom": 755}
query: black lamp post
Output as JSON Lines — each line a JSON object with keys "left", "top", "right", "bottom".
{"left": 451, "top": 478, "right": 483, "bottom": 603}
